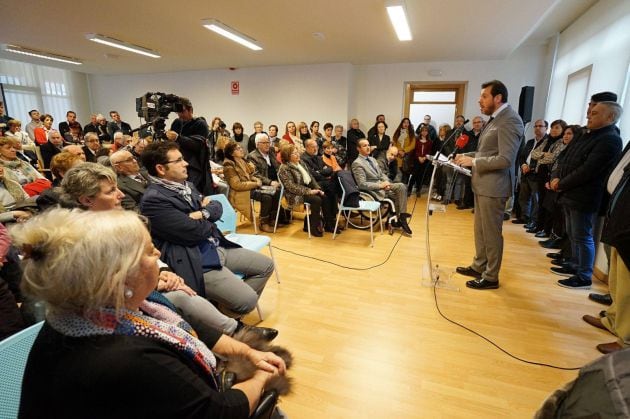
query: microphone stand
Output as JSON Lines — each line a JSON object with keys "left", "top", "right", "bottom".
{"left": 421, "top": 155, "right": 470, "bottom": 291}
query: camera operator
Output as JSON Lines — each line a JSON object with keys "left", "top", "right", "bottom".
{"left": 165, "top": 97, "right": 215, "bottom": 195}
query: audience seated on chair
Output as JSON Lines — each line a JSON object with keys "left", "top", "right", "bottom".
{"left": 58, "top": 162, "right": 278, "bottom": 340}
{"left": 223, "top": 141, "right": 281, "bottom": 233}
{"left": 11, "top": 208, "right": 286, "bottom": 418}
{"left": 248, "top": 133, "right": 291, "bottom": 225}
{"left": 0, "top": 138, "right": 47, "bottom": 190}
{"left": 278, "top": 144, "right": 326, "bottom": 237}
{"left": 300, "top": 139, "right": 341, "bottom": 233}
{"left": 352, "top": 139, "right": 412, "bottom": 236}
{"left": 110, "top": 149, "right": 151, "bottom": 212}
{"left": 139, "top": 142, "right": 276, "bottom": 321}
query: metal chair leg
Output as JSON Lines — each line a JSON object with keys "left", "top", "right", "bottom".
{"left": 255, "top": 303, "right": 264, "bottom": 321}
{"left": 268, "top": 242, "right": 281, "bottom": 284}
{"left": 332, "top": 208, "right": 342, "bottom": 240}
{"left": 369, "top": 210, "right": 374, "bottom": 247}
{"left": 305, "top": 203, "right": 311, "bottom": 239}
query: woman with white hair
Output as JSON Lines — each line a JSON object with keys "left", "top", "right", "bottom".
{"left": 13, "top": 208, "right": 285, "bottom": 417}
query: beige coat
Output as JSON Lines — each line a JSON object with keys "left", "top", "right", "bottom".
{"left": 222, "top": 158, "right": 259, "bottom": 220}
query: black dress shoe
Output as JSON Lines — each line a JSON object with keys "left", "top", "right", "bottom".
{"left": 512, "top": 218, "right": 527, "bottom": 224}
{"left": 546, "top": 252, "right": 563, "bottom": 259}
{"left": 535, "top": 230, "right": 550, "bottom": 238}
{"left": 456, "top": 266, "right": 482, "bottom": 279}
{"left": 589, "top": 293, "right": 613, "bottom": 306}
{"left": 235, "top": 322, "right": 279, "bottom": 342}
{"left": 550, "top": 266, "right": 577, "bottom": 276}
{"left": 466, "top": 278, "right": 499, "bottom": 290}
{"left": 399, "top": 217, "right": 413, "bottom": 235}
{"left": 503, "top": 213, "right": 510, "bottom": 221}
{"left": 550, "top": 259, "right": 569, "bottom": 267}
{"left": 324, "top": 226, "right": 342, "bottom": 234}
{"left": 524, "top": 222, "right": 536, "bottom": 230}
{"left": 526, "top": 226, "right": 539, "bottom": 233}
{"left": 540, "top": 239, "right": 562, "bottom": 249}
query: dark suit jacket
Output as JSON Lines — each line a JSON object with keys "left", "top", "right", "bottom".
{"left": 554, "top": 124, "right": 622, "bottom": 213}
{"left": 301, "top": 152, "right": 332, "bottom": 183}
{"left": 117, "top": 171, "right": 150, "bottom": 211}
{"left": 247, "top": 149, "right": 279, "bottom": 185}
{"left": 82, "top": 145, "right": 98, "bottom": 163}
{"left": 39, "top": 141, "right": 62, "bottom": 170}
{"left": 17, "top": 150, "right": 38, "bottom": 168}
{"left": 107, "top": 121, "right": 132, "bottom": 137}
{"left": 468, "top": 104, "right": 524, "bottom": 198}
{"left": 140, "top": 182, "right": 239, "bottom": 296}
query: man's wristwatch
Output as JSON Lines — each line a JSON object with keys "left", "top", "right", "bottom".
{"left": 201, "top": 209, "right": 211, "bottom": 220}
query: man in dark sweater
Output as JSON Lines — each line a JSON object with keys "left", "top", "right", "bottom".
{"left": 550, "top": 101, "right": 623, "bottom": 289}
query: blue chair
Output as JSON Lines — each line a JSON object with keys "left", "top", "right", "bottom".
{"left": 0, "top": 321, "right": 44, "bottom": 419}
{"left": 334, "top": 177, "right": 383, "bottom": 247}
{"left": 273, "top": 179, "right": 312, "bottom": 238}
{"left": 209, "top": 194, "right": 281, "bottom": 320}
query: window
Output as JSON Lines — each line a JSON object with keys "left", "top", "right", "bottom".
{"left": 0, "top": 58, "right": 75, "bottom": 124}
{"left": 561, "top": 65, "right": 592, "bottom": 125}
{"left": 405, "top": 83, "right": 466, "bottom": 132}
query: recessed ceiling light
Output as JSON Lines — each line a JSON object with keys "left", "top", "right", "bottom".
{"left": 85, "top": 33, "right": 160, "bottom": 58}
{"left": 201, "top": 19, "right": 263, "bottom": 51}
{"left": 2, "top": 44, "right": 82, "bottom": 65}
{"left": 386, "top": 1, "right": 412, "bottom": 41}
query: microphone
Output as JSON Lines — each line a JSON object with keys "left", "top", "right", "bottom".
{"left": 455, "top": 133, "right": 470, "bottom": 149}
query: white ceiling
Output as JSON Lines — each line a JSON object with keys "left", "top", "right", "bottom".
{"left": 0, "top": 0, "right": 597, "bottom": 75}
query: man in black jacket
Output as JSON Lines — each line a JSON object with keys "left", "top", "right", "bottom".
{"left": 107, "top": 110, "right": 132, "bottom": 137}
{"left": 57, "top": 111, "right": 81, "bottom": 138}
{"left": 166, "top": 97, "right": 215, "bottom": 195}
{"left": 551, "top": 101, "right": 623, "bottom": 289}
{"left": 514, "top": 119, "right": 548, "bottom": 226}
{"left": 301, "top": 139, "right": 340, "bottom": 232}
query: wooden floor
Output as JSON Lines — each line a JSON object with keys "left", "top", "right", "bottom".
{"left": 239, "top": 195, "right": 610, "bottom": 418}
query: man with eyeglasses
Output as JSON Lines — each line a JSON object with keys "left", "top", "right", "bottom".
{"left": 140, "top": 142, "right": 277, "bottom": 339}
{"left": 110, "top": 149, "right": 149, "bottom": 211}
{"left": 166, "top": 97, "right": 215, "bottom": 195}
{"left": 82, "top": 132, "right": 101, "bottom": 163}
{"left": 416, "top": 114, "right": 437, "bottom": 141}
{"left": 513, "top": 119, "right": 548, "bottom": 229}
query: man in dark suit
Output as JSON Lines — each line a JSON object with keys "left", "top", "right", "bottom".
{"left": 39, "top": 130, "right": 64, "bottom": 181}
{"left": 58, "top": 111, "right": 81, "bottom": 138}
{"left": 82, "top": 132, "right": 100, "bottom": 163}
{"left": 110, "top": 149, "right": 150, "bottom": 211}
{"left": 455, "top": 80, "right": 524, "bottom": 290}
{"left": 106, "top": 110, "right": 132, "bottom": 138}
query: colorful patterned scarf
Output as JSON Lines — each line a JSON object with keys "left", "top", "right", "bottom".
{"left": 47, "top": 299, "right": 218, "bottom": 388}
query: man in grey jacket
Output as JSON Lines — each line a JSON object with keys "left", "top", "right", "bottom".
{"left": 455, "top": 80, "right": 524, "bottom": 290}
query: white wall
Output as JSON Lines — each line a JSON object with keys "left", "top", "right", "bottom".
{"left": 547, "top": 0, "right": 630, "bottom": 134}
{"left": 88, "top": 63, "right": 353, "bottom": 133}
{"left": 353, "top": 43, "right": 547, "bottom": 134}
{"left": 87, "top": 44, "right": 548, "bottom": 134}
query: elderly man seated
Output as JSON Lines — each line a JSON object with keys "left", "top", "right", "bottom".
{"left": 110, "top": 149, "right": 150, "bottom": 211}
{"left": 352, "top": 139, "right": 412, "bottom": 235}
{"left": 139, "top": 142, "right": 276, "bottom": 324}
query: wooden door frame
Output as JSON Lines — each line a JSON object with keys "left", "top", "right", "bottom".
{"left": 403, "top": 82, "right": 468, "bottom": 120}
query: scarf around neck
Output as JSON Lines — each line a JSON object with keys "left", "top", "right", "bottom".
{"left": 47, "top": 299, "right": 218, "bottom": 388}
{"left": 148, "top": 175, "right": 194, "bottom": 206}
